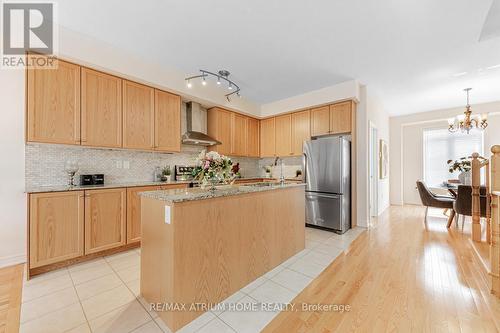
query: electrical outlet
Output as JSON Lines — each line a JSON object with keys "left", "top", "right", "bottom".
{"left": 123, "top": 161, "right": 130, "bottom": 169}
{"left": 116, "top": 160, "right": 122, "bottom": 169}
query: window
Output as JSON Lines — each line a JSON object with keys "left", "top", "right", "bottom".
{"left": 423, "top": 128, "right": 483, "bottom": 186}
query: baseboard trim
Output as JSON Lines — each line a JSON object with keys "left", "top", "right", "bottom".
{"left": 0, "top": 254, "right": 26, "bottom": 269}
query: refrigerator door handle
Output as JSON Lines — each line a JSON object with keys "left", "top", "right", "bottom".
{"left": 306, "top": 193, "right": 341, "bottom": 199}
{"left": 302, "top": 152, "right": 307, "bottom": 184}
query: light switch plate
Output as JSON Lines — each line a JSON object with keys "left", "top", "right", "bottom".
{"left": 115, "top": 160, "right": 122, "bottom": 169}
{"left": 164, "top": 205, "right": 171, "bottom": 224}
{"left": 123, "top": 161, "right": 130, "bottom": 169}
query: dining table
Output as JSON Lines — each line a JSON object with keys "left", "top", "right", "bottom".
{"left": 430, "top": 182, "right": 460, "bottom": 198}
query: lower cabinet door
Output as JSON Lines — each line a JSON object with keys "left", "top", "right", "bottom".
{"left": 85, "top": 188, "right": 126, "bottom": 254}
{"left": 29, "top": 191, "right": 85, "bottom": 268}
{"left": 126, "top": 186, "right": 156, "bottom": 244}
{"left": 126, "top": 184, "right": 186, "bottom": 244}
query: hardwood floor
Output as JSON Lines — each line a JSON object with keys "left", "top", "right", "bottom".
{"left": 263, "top": 206, "right": 500, "bottom": 333}
{"left": 0, "top": 264, "right": 23, "bottom": 333}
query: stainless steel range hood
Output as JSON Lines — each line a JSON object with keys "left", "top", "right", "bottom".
{"left": 182, "top": 102, "right": 221, "bottom": 146}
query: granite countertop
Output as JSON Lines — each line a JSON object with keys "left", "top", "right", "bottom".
{"left": 24, "top": 177, "right": 275, "bottom": 193}
{"left": 139, "top": 182, "right": 306, "bottom": 204}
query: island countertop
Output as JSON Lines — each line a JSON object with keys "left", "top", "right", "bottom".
{"left": 139, "top": 182, "right": 305, "bottom": 204}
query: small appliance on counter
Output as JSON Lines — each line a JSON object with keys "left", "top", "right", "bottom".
{"left": 174, "top": 165, "right": 199, "bottom": 188}
{"left": 174, "top": 165, "right": 195, "bottom": 181}
{"left": 80, "top": 174, "right": 105, "bottom": 186}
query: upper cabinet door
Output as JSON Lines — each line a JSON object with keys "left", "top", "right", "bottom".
{"left": 154, "top": 90, "right": 181, "bottom": 152}
{"left": 231, "top": 113, "right": 248, "bottom": 157}
{"left": 260, "top": 118, "right": 276, "bottom": 157}
{"left": 27, "top": 58, "right": 81, "bottom": 145}
{"left": 292, "top": 110, "right": 311, "bottom": 156}
{"left": 275, "top": 114, "right": 292, "bottom": 157}
{"left": 81, "top": 68, "right": 122, "bottom": 148}
{"left": 247, "top": 117, "right": 260, "bottom": 157}
{"left": 310, "top": 106, "right": 330, "bottom": 137}
{"left": 207, "top": 108, "right": 232, "bottom": 156}
{"left": 330, "top": 101, "right": 352, "bottom": 134}
{"left": 122, "top": 80, "right": 155, "bottom": 150}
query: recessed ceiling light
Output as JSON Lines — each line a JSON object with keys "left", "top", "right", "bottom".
{"left": 453, "top": 72, "right": 468, "bottom": 77}
{"left": 487, "top": 64, "right": 500, "bottom": 70}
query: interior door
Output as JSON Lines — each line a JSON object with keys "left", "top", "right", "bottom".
{"left": 305, "top": 192, "right": 342, "bottom": 230}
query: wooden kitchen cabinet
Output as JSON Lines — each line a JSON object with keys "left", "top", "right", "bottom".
{"left": 154, "top": 90, "right": 181, "bottom": 152}
{"left": 260, "top": 117, "right": 276, "bottom": 157}
{"left": 207, "top": 108, "right": 232, "bottom": 155}
{"left": 330, "top": 101, "right": 352, "bottom": 134}
{"left": 81, "top": 68, "right": 122, "bottom": 148}
{"left": 27, "top": 58, "right": 81, "bottom": 145}
{"left": 231, "top": 113, "right": 248, "bottom": 156}
{"left": 310, "top": 105, "right": 330, "bottom": 137}
{"left": 84, "top": 188, "right": 126, "bottom": 254}
{"left": 247, "top": 117, "right": 260, "bottom": 157}
{"left": 29, "top": 191, "right": 84, "bottom": 268}
{"left": 292, "top": 110, "right": 311, "bottom": 156}
{"left": 122, "top": 80, "right": 155, "bottom": 150}
{"left": 126, "top": 186, "right": 156, "bottom": 244}
{"left": 275, "top": 114, "right": 292, "bottom": 156}
{"left": 127, "top": 184, "right": 186, "bottom": 244}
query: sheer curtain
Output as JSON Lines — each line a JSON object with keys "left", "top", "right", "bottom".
{"left": 423, "top": 128, "right": 483, "bottom": 186}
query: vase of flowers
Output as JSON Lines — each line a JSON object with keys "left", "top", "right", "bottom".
{"left": 447, "top": 155, "right": 486, "bottom": 185}
{"left": 192, "top": 150, "right": 233, "bottom": 191}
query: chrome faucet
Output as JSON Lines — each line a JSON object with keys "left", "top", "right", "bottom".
{"left": 273, "top": 156, "right": 285, "bottom": 184}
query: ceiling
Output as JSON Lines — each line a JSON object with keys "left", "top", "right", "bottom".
{"left": 56, "top": 0, "right": 500, "bottom": 116}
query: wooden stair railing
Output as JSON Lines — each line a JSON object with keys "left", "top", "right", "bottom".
{"left": 471, "top": 152, "right": 490, "bottom": 243}
{"left": 490, "top": 145, "right": 500, "bottom": 296}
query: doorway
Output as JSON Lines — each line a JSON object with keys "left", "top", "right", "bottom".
{"left": 369, "top": 122, "right": 379, "bottom": 218}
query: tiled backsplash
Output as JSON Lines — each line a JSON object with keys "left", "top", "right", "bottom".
{"left": 259, "top": 156, "right": 303, "bottom": 179}
{"left": 25, "top": 143, "right": 261, "bottom": 188}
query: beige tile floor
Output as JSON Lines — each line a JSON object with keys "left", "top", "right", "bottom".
{"left": 20, "top": 227, "right": 364, "bottom": 333}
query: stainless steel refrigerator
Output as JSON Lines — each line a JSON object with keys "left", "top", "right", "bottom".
{"left": 303, "top": 135, "right": 351, "bottom": 234}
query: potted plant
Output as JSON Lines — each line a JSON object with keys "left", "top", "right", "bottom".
{"left": 161, "top": 166, "right": 171, "bottom": 182}
{"left": 447, "top": 155, "right": 486, "bottom": 185}
{"left": 192, "top": 150, "right": 233, "bottom": 191}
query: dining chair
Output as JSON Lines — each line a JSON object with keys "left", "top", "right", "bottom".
{"left": 416, "top": 180, "right": 456, "bottom": 227}
{"left": 453, "top": 185, "right": 487, "bottom": 229}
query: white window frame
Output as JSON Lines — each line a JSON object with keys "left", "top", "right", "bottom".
{"left": 422, "top": 126, "right": 484, "bottom": 186}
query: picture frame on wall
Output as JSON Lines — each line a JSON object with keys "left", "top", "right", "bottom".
{"left": 379, "top": 139, "right": 389, "bottom": 179}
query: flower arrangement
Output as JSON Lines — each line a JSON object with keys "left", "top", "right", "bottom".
{"left": 447, "top": 155, "right": 486, "bottom": 173}
{"left": 192, "top": 150, "right": 233, "bottom": 189}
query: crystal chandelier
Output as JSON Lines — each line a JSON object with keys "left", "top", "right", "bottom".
{"left": 448, "top": 88, "right": 488, "bottom": 134}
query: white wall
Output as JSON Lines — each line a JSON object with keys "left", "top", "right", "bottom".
{"left": 390, "top": 101, "right": 500, "bottom": 206}
{"left": 58, "top": 26, "right": 261, "bottom": 117}
{"left": 356, "top": 86, "right": 391, "bottom": 227}
{"left": 0, "top": 70, "right": 26, "bottom": 268}
{"left": 260, "top": 80, "right": 360, "bottom": 117}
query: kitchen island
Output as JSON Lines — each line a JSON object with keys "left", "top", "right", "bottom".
{"left": 139, "top": 182, "right": 305, "bottom": 332}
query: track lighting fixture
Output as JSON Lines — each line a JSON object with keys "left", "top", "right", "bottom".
{"left": 185, "top": 69, "right": 241, "bottom": 102}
